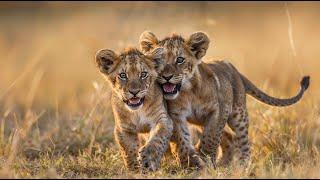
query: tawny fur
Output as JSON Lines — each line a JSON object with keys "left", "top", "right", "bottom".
{"left": 95, "top": 47, "right": 173, "bottom": 172}
{"left": 139, "top": 31, "right": 310, "bottom": 169}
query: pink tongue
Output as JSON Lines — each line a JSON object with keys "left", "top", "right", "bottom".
{"left": 129, "top": 97, "right": 141, "bottom": 104}
{"left": 163, "top": 83, "right": 176, "bottom": 92}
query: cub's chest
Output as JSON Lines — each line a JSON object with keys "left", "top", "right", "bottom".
{"left": 132, "top": 112, "right": 156, "bottom": 133}
{"left": 188, "top": 95, "right": 219, "bottom": 124}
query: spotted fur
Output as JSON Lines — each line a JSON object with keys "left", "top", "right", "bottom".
{"left": 139, "top": 31, "right": 310, "bottom": 169}
{"left": 95, "top": 47, "right": 173, "bottom": 172}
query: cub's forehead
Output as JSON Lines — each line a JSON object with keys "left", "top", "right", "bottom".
{"left": 118, "top": 48, "right": 152, "bottom": 70}
{"left": 119, "top": 48, "right": 144, "bottom": 62}
{"left": 158, "top": 35, "right": 185, "bottom": 50}
{"left": 157, "top": 35, "right": 191, "bottom": 60}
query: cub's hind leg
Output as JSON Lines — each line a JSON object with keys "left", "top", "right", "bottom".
{"left": 228, "top": 105, "right": 251, "bottom": 166}
{"left": 227, "top": 65, "right": 251, "bottom": 167}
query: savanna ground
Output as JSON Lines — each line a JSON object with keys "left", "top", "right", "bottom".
{"left": 0, "top": 2, "right": 319, "bottom": 178}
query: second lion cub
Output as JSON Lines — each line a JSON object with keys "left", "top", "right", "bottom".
{"left": 95, "top": 47, "right": 173, "bottom": 172}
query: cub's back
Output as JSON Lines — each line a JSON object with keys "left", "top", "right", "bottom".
{"left": 207, "top": 60, "right": 247, "bottom": 106}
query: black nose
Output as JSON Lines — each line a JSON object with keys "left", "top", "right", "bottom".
{"left": 162, "top": 75, "right": 173, "bottom": 81}
{"left": 129, "top": 90, "right": 140, "bottom": 96}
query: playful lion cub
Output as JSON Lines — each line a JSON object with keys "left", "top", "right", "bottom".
{"left": 139, "top": 31, "right": 310, "bottom": 169}
{"left": 95, "top": 47, "right": 173, "bottom": 172}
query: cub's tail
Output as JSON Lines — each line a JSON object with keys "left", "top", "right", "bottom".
{"left": 241, "top": 74, "right": 310, "bottom": 107}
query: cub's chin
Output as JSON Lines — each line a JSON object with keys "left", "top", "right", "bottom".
{"left": 164, "top": 92, "right": 179, "bottom": 100}
{"left": 160, "top": 82, "right": 181, "bottom": 100}
{"left": 124, "top": 97, "right": 145, "bottom": 111}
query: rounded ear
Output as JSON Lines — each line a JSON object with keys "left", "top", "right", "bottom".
{"left": 95, "top": 49, "right": 119, "bottom": 74}
{"left": 139, "top": 31, "right": 159, "bottom": 54}
{"left": 186, "top": 32, "right": 210, "bottom": 59}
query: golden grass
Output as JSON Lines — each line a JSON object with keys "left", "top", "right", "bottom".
{"left": 0, "top": 2, "right": 319, "bottom": 178}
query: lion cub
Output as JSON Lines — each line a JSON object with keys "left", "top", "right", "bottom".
{"left": 139, "top": 31, "right": 310, "bottom": 169}
{"left": 95, "top": 47, "right": 173, "bottom": 172}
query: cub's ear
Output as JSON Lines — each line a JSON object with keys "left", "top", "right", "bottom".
{"left": 95, "top": 49, "right": 119, "bottom": 74}
{"left": 139, "top": 31, "right": 159, "bottom": 54}
{"left": 186, "top": 32, "right": 210, "bottom": 59}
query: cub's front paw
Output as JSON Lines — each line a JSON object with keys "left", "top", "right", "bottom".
{"left": 138, "top": 145, "right": 160, "bottom": 173}
{"left": 190, "top": 153, "right": 206, "bottom": 170}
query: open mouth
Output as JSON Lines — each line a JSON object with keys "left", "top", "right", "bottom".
{"left": 161, "top": 82, "right": 181, "bottom": 95}
{"left": 125, "top": 97, "right": 145, "bottom": 108}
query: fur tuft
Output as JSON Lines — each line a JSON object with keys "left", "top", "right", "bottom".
{"left": 300, "top": 76, "right": 310, "bottom": 91}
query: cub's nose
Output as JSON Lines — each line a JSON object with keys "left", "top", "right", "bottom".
{"left": 162, "top": 75, "right": 173, "bottom": 81}
{"left": 129, "top": 89, "right": 140, "bottom": 96}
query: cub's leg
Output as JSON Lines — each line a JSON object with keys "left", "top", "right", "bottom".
{"left": 114, "top": 127, "right": 140, "bottom": 171}
{"left": 218, "top": 129, "right": 235, "bottom": 167}
{"left": 228, "top": 105, "right": 251, "bottom": 166}
{"left": 194, "top": 127, "right": 236, "bottom": 167}
{"left": 226, "top": 62, "right": 251, "bottom": 167}
{"left": 138, "top": 115, "right": 173, "bottom": 172}
{"left": 198, "top": 105, "right": 230, "bottom": 168}
{"left": 170, "top": 117, "right": 204, "bottom": 169}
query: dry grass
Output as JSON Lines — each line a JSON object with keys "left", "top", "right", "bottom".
{"left": 0, "top": 2, "right": 319, "bottom": 178}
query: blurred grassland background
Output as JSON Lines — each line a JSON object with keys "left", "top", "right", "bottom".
{"left": 0, "top": 1, "right": 319, "bottom": 178}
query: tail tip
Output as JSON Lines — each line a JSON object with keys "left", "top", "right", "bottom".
{"left": 300, "top": 76, "right": 310, "bottom": 91}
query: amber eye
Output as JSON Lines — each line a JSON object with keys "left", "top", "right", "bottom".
{"left": 119, "top": 73, "right": 127, "bottom": 80}
{"left": 176, "top": 57, "right": 185, "bottom": 64}
{"left": 140, "top": 72, "right": 148, "bottom": 79}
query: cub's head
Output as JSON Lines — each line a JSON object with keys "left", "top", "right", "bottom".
{"left": 139, "top": 31, "right": 210, "bottom": 100}
{"left": 95, "top": 47, "right": 163, "bottom": 111}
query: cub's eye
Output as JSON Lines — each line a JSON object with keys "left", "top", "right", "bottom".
{"left": 176, "top": 57, "right": 185, "bottom": 64}
{"left": 140, "top": 72, "right": 148, "bottom": 79}
{"left": 119, "top": 73, "right": 127, "bottom": 80}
